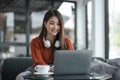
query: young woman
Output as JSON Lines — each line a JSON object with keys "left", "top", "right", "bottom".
{"left": 16, "top": 9, "right": 74, "bottom": 80}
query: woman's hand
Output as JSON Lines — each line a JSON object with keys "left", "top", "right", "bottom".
{"left": 49, "top": 65, "right": 54, "bottom": 72}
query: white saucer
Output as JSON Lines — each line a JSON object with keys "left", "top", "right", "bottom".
{"left": 33, "top": 72, "right": 53, "bottom": 75}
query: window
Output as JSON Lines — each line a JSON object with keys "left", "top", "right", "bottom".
{"left": 109, "top": 0, "right": 120, "bottom": 59}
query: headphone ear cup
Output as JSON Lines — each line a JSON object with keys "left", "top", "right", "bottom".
{"left": 44, "top": 40, "right": 51, "bottom": 48}
{"left": 43, "top": 37, "right": 51, "bottom": 48}
{"left": 55, "top": 40, "right": 60, "bottom": 48}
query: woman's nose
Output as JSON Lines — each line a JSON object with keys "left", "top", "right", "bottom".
{"left": 53, "top": 24, "right": 58, "bottom": 29}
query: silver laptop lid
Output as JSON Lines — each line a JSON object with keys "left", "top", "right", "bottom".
{"left": 54, "top": 50, "right": 93, "bottom": 75}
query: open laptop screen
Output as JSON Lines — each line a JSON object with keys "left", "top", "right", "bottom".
{"left": 54, "top": 50, "right": 93, "bottom": 75}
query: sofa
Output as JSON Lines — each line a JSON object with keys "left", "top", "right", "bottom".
{"left": 0, "top": 57, "right": 33, "bottom": 80}
{"left": 0, "top": 57, "right": 118, "bottom": 80}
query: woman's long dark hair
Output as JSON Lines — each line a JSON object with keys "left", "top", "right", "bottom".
{"left": 39, "top": 9, "right": 66, "bottom": 49}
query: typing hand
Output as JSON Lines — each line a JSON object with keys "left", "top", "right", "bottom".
{"left": 49, "top": 65, "right": 54, "bottom": 72}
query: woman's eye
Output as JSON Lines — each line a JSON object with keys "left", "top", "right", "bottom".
{"left": 50, "top": 23, "right": 54, "bottom": 25}
{"left": 57, "top": 23, "right": 60, "bottom": 26}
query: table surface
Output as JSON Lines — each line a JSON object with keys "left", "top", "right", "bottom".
{"left": 24, "top": 73, "right": 112, "bottom": 80}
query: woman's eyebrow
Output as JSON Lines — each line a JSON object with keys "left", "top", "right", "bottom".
{"left": 49, "top": 21, "right": 54, "bottom": 22}
{"left": 49, "top": 20, "right": 58, "bottom": 23}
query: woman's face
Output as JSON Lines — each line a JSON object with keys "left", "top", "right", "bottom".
{"left": 44, "top": 16, "right": 60, "bottom": 37}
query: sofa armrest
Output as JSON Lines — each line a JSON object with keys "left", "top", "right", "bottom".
{"left": 0, "top": 63, "right": 2, "bottom": 80}
{"left": 1, "top": 57, "right": 33, "bottom": 80}
{"left": 0, "top": 72, "right": 2, "bottom": 80}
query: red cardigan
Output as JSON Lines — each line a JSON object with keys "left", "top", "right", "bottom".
{"left": 30, "top": 36, "right": 74, "bottom": 66}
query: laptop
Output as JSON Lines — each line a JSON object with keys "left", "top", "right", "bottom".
{"left": 54, "top": 50, "right": 93, "bottom": 75}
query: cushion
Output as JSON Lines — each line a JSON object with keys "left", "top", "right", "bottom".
{"left": 90, "top": 58, "right": 118, "bottom": 75}
{"left": 107, "top": 58, "right": 120, "bottom": 69}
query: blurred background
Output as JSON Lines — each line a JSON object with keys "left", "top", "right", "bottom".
{"left": 0, "top": 0, "right": 120, "bottom": 61}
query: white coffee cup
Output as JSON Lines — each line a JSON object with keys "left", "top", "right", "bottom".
{"left": 34, "top": 65, "right": 50, "bottom": 74}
